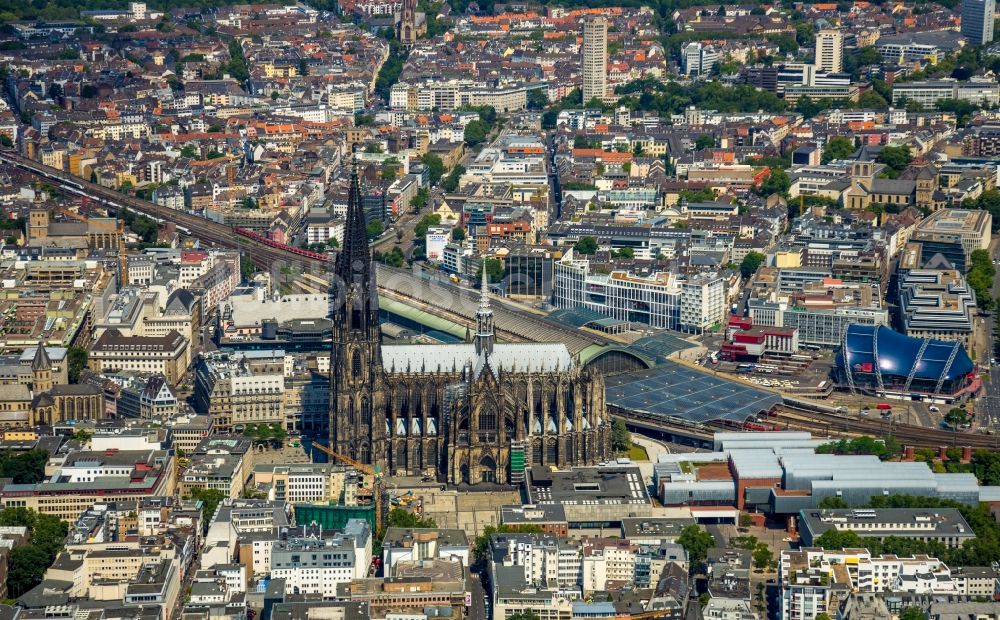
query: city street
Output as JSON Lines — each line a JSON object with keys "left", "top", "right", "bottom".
{"left": 976, "top": 237, "right": 1000, "bottom": 432}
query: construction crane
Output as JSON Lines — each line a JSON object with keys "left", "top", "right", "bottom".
{"left": 54, "top": 207, "right": 127, "bottom": 284}
{"left": 310, "top": 442, "right": 385, "bottom": 536}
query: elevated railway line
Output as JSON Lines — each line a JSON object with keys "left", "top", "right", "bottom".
{"left": 773, "top": 404, "right": 1000, "bottom": 449}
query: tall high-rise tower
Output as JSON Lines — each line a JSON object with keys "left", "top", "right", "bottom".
{"left": 582, "top": 16, "right": 608, "bottom": 104}
{"left": 399, "top": 0, "right": 417, "bottom": 46}
{"left": 815, "top": 29, "right": 844, "bottom": 73}
{"left": 329, "top": 159, "right": 385, "bottom": 466}
{"left": 962, "top": 0, "right": 995, "bottom": 45}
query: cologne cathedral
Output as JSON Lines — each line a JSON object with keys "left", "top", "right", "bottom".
{"left": 329, "top": 165, "right": 611, "bottom": 486}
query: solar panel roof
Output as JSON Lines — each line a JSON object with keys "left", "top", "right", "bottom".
{"left": 605, "top": 362, "right": 783, "bottom": 424}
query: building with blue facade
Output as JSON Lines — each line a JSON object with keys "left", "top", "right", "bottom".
{"left": 834, "top": 324, "right": 977, "bottom": 402}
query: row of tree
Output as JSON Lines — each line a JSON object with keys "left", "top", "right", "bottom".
{"left": 967, "top": 249, "right": 995, "bottom": 312}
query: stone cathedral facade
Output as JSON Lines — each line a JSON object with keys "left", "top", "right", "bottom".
{"left": 329, "top": 166, "right": 611, "bottom": 486}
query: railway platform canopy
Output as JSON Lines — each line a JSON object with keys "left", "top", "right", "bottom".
{"left": 548, "top": 308, "right": 629, "bottom": 334}
{"left": 629, "top": 332, "right": 699, "bottom": 362}
{"left": 605, "top": 362, "right": 782, "bottom": 425}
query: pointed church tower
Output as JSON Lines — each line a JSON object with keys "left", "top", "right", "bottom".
{"left": 329, "top": 157, "right": 385, "bottom": 466}
{"left": 399, "top": 0, "right": 417, "bottom": 46}
{"left": 31, "top": 343, "right": 53, "bottom": 393}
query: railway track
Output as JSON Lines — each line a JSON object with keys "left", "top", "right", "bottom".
{"left": 773, "top": 405, "right": 1000, "bottom": 449}
{"left": 0, "top": 151, "right": 317, "bottom": 270}
{"left": 0, "top": 151, "right": 614, "bottom": 354}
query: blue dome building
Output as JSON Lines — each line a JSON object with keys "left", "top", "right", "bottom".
{"left": 834, "top": 324, "right": 976, "bottom": 399}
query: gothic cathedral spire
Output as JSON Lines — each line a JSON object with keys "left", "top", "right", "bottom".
{"left": 474, "top": 267, "right": 494, "bottom": 358}
{"left": 329, "top": 154, "right": 384, "bottom": 465}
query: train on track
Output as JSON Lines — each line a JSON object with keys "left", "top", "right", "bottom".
{"left": 232, "top": 227, "right": 330, "bottom": 262}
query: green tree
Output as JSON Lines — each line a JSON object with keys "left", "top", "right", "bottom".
{"left": 752, "top": 543, "right": 773, "bottom": 570}
{"left": 188, "top": 488, "right": 227, "bottom": 530}
{"left": 180, "top": 145, "right": 198, "bottom": 159}
{"left": 67, "top": 346, "right": 88, "bottom": 383}
{"left": 0, "top": 449, "right": 48, "bottom": 484}
{"left": 695, "top": 134, "right": 714, "bottom": 150}
{"left": 739, "top": 252, "right": 765, "bottom": 279}
{"left": 819, "top": 496, "right": 849, "bottom": 509}
{"left": 814, "top": 529, "right": 865, "bottom": 550}
{"left": 367, "top": 219, "right": 385, "bottom": 240}
{"left": 442, "top": 165, "right": 465, "bottom": 193}
{"left": 795, "top": 22, "right": 815, "bottom": 46}
{"left": 573, "top": 134, "right": 593, "bottom": 149}
{"left": 414, "top": 213, "right": 442, "bottom": 238}
{"left": 677, "top": 525, "right": 715, "bottom": 572}
{"left": 822, "top": 136, "right": 855, "bottom": 163}
{"left": 410, "top": 188, "right": 430, "bottom": 212}
{"left": 967, "top": 249, "right": 996, "bottom": 311}
{"left": 387, "top": 508, "right": 437, "bottom": 528}
{"left": 419, "top": 153, "right": 445, "bottom": 186}
{"left": 899, "top": 608, "right": 925, "bottom": 620}
{"left": 0, "top": 507, "right": 68, "bottom": 598}
{"left": 945, "top": 407, "right": 971, "bottom": 428}
{"left": 611, "top": 418, "right": 631, "bottom": 453}
{"left": 452, "top": 227, "right": 466, "bottom": 241}
{"left": 858, "top": 90, "right": 889, "bottom": 110}
{"left": 381, "top": 247, "right": 406, "bottom": 267}
{"left": 574, "top": 236, "right": 598, "bottom": 255}
{"left": 0, "top": 134, "right": 12, "bottom": 148}
{"left": 937, "top": 98, "right": 979, "bottom": 127}
{"left": 477, "top": 257, "right": 504, "bottom": 284}
{"left": 795, "top": 95, "right": 824, "bottom": 119}
{"left": 8, "top": 545, "right": 51, "bottom": 598}
{"left": 855, "top": 46, "right": 883, "bottom": 66}
{"left": 526, "top": 89, "right": 548, "bottom": 110}
{"left": 508, "top": 612, "right": 542, "bottom": 620}
{"left": 614, "top": 247, "right": 634, "bottom": 259}
{"left": 965, "top": 189, "right": 1000, "bottom": 232}
{"left": 757, "top": 168, "right": 790, "bottom": 197}
{"left": 240, "top": 255, "right": 257, "bottom": 282}
{"left": 464, "top": 119, "right": 491, "bottom": 147}
{"left": 876, "top": 146, "right": 913, "bottom": 178}
{"left": 816, "top": 436, "right": 902, "bottom": 460}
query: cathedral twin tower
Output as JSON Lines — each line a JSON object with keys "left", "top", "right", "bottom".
{"left": 329, "top": 165, "right": 611, "bottom": 486}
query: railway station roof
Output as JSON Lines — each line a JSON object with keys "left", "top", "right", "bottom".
{"left": 548, "top": 308, "right": 629, "bottom": 331}
{"left": 629, "top": 333, "right": 699, "bottom": 360}
{"left": 605, "top": 362, "right": 782, "bottom": 425}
